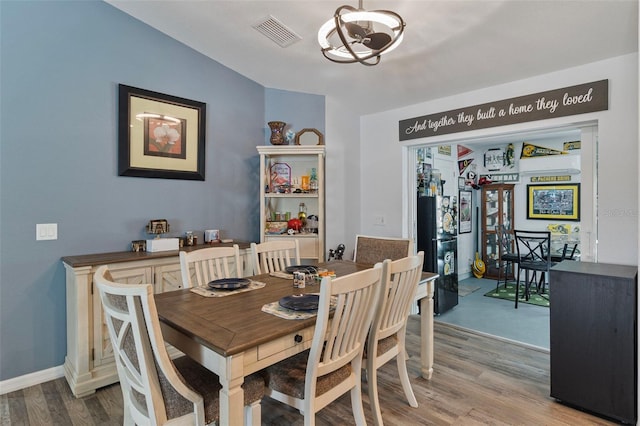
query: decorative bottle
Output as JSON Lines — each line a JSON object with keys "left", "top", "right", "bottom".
{"left": 298, "top": 202, "right": 307, "bottom": 229}
{"left": 265, "top": 199, "right": 273, "bottom": 222}
{"left": 309, "top": 168, "right": 318, "bottom": 194}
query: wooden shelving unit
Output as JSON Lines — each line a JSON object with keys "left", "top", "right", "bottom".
{"left": 258, "top": 145, "right": 325, "bottom": 262}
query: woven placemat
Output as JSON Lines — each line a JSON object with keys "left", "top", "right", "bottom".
{"left": 262, "top": 295, "right": 336, "bottom": 320}
{"left": 261, "top": 301, "right": 317, "bottom": 320}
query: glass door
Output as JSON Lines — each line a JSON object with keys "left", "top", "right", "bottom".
{"left": 482, "top": 184, "right": 514, "bottom": 279}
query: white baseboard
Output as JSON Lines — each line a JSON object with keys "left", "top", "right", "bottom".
{"left": 0, "top": 365, "right": 65, "bottom": 395}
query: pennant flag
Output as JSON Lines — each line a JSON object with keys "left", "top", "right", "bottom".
{"left": 520, "top": 143, "right": 568, "bottom": 158}
{"left": 458, "top": 158, "right": 474, "bottom": 175}
{"left": 457, "top": 145, "right": 473, "bottom": 158}
{"left": 563, "top": 141, "right": 581, "bottom": 151}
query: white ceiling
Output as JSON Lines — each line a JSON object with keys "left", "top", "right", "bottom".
{"left": 107, "top": 0, "right": 638, "bottom": 116}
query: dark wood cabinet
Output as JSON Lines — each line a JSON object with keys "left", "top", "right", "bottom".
{"left": 550, "top": 261, "right": 638, "bottom": 424}
{"left": 481, "top": 184, "right": 514, "bottom": 279}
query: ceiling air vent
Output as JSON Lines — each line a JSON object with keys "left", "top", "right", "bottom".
{"left": 252, "top": 15, "right": 302, "bottom": 48}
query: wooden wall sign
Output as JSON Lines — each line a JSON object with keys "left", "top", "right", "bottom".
{"left": 399, "top": 80, "right": 608, "bottom": 141}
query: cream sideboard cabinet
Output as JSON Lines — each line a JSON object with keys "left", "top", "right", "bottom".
{"left": 62, "top": 243, "right": 250, "bottom": 397}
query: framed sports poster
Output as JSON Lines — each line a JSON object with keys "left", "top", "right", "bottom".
{"left": 459, "top": 190, "right": 472, "bottom": 234}
{"left": 527, "top": 183, "right": 580, "bottom": 221}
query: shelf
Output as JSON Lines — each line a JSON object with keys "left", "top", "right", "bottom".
{"left": 265, "top": 193, "right": 318, "bottom": 198}
{"left": 257, "top": 145, "right": 326, "bottom": 156}
{"left": 265, "top": 233, "right": 318, "bottom": 238}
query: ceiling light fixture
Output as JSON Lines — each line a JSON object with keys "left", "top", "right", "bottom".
{"left": 317, "top": 0, "right": 405, "bottom": 66}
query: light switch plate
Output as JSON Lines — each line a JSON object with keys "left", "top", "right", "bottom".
{"left": 36, "top": 223, "right": 58, "bottom": 241}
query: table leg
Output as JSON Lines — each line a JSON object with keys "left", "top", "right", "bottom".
{"left": 219, "top": 357, "right": 246, "bottom": 426}
{"left": 419, "top": 281, "right": 434, "bottom": 380}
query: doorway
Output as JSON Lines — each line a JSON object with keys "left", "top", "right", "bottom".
{"left": 404, "top": 123, "right": 598, "bottom": 347}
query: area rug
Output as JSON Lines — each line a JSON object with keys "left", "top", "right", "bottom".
{"left": 458, "top": 283, "right": 481, "bottom": 297}
{"left": 484, "top": 283, "right": 550, "bottom": 307}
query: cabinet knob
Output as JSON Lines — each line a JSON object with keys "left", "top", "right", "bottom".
{"left": 294, "top": 334, "right": 303, "bottom": 343}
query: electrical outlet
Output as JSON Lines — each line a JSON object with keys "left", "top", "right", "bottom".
{"left": 36, "top": 223, "right": 58, "bottom": 241}
{"left": 374, "top": 215, "right": 385, "bottom": 226}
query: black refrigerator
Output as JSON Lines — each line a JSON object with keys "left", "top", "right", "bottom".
{"left": 417, "top": 195, "right": 458, "bottom": 314}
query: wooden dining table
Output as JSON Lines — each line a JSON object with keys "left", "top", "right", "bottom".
{"left": 155, "top": 260, "right": 438, "bottom": 425}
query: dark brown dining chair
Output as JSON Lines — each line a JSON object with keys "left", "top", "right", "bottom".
{"left": 561, "top": 243, "right": 579, "bottom": 260}
{"left": 513, "top": 230, "right": 553, "bottom": 309}
{"left": 94, "top": 265, "right": 265, "bottom": 425}
{"left": 497, "top": 224, "right": 519, "bottom": 290}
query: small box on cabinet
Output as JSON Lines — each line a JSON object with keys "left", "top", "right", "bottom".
{"left": 146, "top": 238, "right": 179, "bottom": 252}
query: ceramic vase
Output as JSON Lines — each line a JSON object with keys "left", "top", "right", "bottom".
{"left": 268, "top": 121, "right": 286, "bottom": 145}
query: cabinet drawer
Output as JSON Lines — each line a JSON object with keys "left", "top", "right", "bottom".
{"left": 257, "top": 327, "right": 314, "bottom": 360}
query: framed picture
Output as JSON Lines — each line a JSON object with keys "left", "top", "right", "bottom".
{"left": 458, "top": 190, "right": 472, "bottom": 234}
{"left": 146, "top": 219, "right": 170, "bottom": 235}
{"left": 527, "top": 183, "right": 580, "bottom": 221}
{"left": 270, "top": 162, "right": 291, "bottom": 193}
{"left": 484, "top": 148, "right": 504, "bottom": 171}
{"left": 294, "top": 128, "right": 324, "bottom": 145}
{"left": 458, "top": 176, "right": 466, "bottom": 190}
{"left": 118, "top": 84, "right": 206, "bottom": 180}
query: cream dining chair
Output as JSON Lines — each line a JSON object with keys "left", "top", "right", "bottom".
{"left": 353, "top": 235, "right": 414, "bottom": 265}
{"left": 250, "top": 239, "right": 300, "bottom": 275}
{"left": 364, "top": 252, "right": 424, "bottom": 426}
{"left": 94, "top": 265, "right": 265, "bottom": 425}
{"left": 263, "top": 265, "right": 384, "bottom": 425}
{"left": 179, "top": 244, "right": 243, "bottom": 288}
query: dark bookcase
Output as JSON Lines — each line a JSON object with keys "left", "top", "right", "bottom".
{"left": 550, "top": 261, "right": 638, "bottom": 424}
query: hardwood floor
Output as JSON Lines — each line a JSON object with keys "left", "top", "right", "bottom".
{"left": 1, "top": 316, "right": 616, "bottom": 425}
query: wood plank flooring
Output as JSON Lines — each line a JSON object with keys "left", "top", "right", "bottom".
{"left": 1, "top": 316, "right": 617, "bottom": 425}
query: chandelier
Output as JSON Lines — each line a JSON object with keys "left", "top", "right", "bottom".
{"left": 317, "top": 0, "right": 405, "bottom": 66}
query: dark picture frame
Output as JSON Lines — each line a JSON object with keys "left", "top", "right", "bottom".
{"left": 527, "top": 183, "right": 580, "bottom": 221}
{"left": 458, "top": 190, "right": 472, "bottom": 234}
{"left": 118, "top": 84, "right": 206, "bottom": 180}
{"left": 294, "top": 128, "right": 324, "bottom": 145}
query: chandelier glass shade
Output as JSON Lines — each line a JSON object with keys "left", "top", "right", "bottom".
{"left": 317, "top": 2, "right": 405, "bottom": 66}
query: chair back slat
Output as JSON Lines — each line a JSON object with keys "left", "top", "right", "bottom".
{"left": 250, "top": 240, "right": 301, "bottom": 275}
{"left": 377, "top": 252, "right": 424, "bottom": 339}
{"left": 180, "top": 245, "right": 243, "bottom": 288}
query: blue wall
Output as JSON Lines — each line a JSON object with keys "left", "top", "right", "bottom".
{"left": 0, "top": 1, "right": 324, "bottom": 381}
{"left": 265, "top": 88, "right": 326, "bottom": 142}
